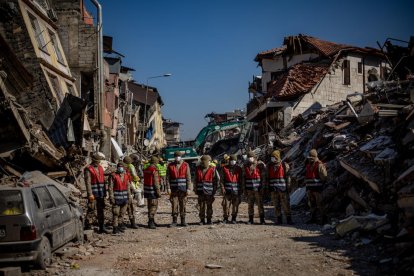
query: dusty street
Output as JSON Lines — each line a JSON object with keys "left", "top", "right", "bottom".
{"left": 30, "top": 195, "right": 378, "bottom": 276}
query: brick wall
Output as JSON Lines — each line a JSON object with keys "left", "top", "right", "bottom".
{"left": 0, "top": 0, "right": 58, "bottom": 128}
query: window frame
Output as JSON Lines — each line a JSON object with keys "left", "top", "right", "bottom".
{"left": 34, "top": 186, "right": 55, "bottom": 211}
{"left": 48, "top": 29, "right": 65, "bottom": 64}
{"left": 357, "top": 62, "right": 363, "bottom": 75}
{"left": 47, "top": 185, "right": 69, "bottom": 207}
{"left": 28, "top": 13, "right": 49, "bottom": 54}
{"left": 47, "top": 73, "right": 64, "bottom": 102}
{"left": 342, "top": 59, "right": 351, "bottom": 85}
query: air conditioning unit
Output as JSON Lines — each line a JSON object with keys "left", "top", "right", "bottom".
{"left": 47, "top": 9, "right": 58, "bottom": 22}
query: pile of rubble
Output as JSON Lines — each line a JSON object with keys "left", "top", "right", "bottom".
{"left": 269, "top": 79, "right": 414, "bottom": 273}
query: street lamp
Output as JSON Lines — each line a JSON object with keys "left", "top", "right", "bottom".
{"left": 142, "top": 73, "right": 172, "bottom": 153}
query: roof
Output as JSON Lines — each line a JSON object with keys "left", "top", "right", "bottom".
{"left": 104, "top": 57, "right": 121, "bottom": 74}
{"left": 255, "top": 34, "right": 384, "bottom": 62}
{"left": 124, "top": 81, "right": 163, "bottom": 106}
{"left": 267, "top": 62, "right": 330, "bottom": 100}
{"left": 255, "top": 46, "right": 287, "bottom": 61}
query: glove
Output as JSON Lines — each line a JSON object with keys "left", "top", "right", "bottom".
{"left": 186, "top": 189, "right": 191, "bottom": 196}
{"left": 221, "top": 188, "right": 226, "bottom": 195}
{"left": 167, "top": 189, "right": 171, "bottom": 195}
{"left": 88, "top": 194, "right": 95, "bottom": 202}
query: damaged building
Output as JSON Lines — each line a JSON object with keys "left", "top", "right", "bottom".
{"left": 248, "top": 34, "right": 389, "bottom": 146}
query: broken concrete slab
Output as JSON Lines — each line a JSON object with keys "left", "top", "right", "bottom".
{"left": 336, "top": 214, "right": 388, "bottom": 237}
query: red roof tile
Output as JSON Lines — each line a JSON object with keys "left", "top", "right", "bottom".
{"left": 255, "top": 46, "right": 287, "bottom": 61}
{"left": 267, "top": 62, "right": 330, "bottom": 100}
{"left": 300, "top": 35, "right": 351, "bottom": 57}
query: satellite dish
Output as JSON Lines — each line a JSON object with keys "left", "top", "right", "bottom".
{"left": 143, "top": 139, "right": 150, "bottom": 146}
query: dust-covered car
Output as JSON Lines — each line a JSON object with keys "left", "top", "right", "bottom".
{"left": 0, "top": 171, "right": 83, "bottom": 269}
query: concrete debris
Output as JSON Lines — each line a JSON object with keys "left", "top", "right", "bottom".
{"left": 249, "top": 77, "right": 414, "bottom": 273}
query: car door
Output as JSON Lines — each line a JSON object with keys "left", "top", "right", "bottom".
{"left": 47, "top": 185, "right": 76, "bottom": 243}
{"left": 33, "top": 186, "right": 64, "bottom": 249}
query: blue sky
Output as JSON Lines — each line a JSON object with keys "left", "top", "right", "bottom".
{"left": 87, "top": 0, "right": 413, "bottom": 140}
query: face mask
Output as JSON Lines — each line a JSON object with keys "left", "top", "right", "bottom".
{"left": 175, "top": 156, "right": 181, "bottom": 162}
{"left": 117, "top": 167, "right": 124, "bottom": 173}
{"left": 230, "top": 160, "right": 237, "bottom": 166}
{"left": 242, "top": 155, "right": 247, "bottom": 160}
{"left": 248, "top": 157, "right": 255, "bottom": 163}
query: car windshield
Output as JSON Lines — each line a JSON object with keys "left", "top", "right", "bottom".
{"left": 0, "top": 190, "right": 24, "bottom": 216}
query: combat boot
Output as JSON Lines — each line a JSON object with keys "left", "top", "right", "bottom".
{"left": 260, "top": 215, "right": 266, "bottom": 225}
{"left": 222, "top": 217, "right": 229, "bottom": 224}
{"left": 275, "top": 216, "right": 282, "bottom": 225}
{"left": 119, "top": 223, "right": 126, "bottom": 232}
{"left": 206, "top": 218, "right": 212, "bottom": 225}
{"left": 148, "top": 218, "right": 156, "bottom": 229}
{"left": 112, "top": 226, "right": 120, "bottom": 235}
{"left": 169, "top": 217, "right": 178, "bottom": 227}
{"left": 231, "top": 215, "right": 237, "bottom": 224}
{"left": 98, "top": 223, "right": 111, "bottom": 234}
{"left": 130, "top": 218, "right": 138, "bottom": 229}
{"left": 181, "top": 216, "right": 188, "bottom": 227}
{"left": 248, "top": 215, "right": 254, "bottom": 225}
{"left": 199, "top": 218, "right": 205, "bottom": 225}
{"left": 287, "top": 215, "right": 294, "bottom": 225}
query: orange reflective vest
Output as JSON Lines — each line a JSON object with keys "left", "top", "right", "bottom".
{"left": 144, "top": 165, "right": 158, "bottom": 199}
{"left": 268, "top": 163, "right": 287, "bottom": 192}
{"left": 112, "top": 173, "right": 129, "bottom": 205}
{"left": 168, "top": 162, "right": 188, "bottom": 192}
{"left": 305, "top": 161, "right": 323, "bottom": 190}
{"left": 222, "top": 165, "right": 242, "bottom": 195}
{"left": 86, "top": 165, "right": 106, "bottom": 198}
{"left": 244, "top": 165, "right": 262, "bottom": 191}
{"left": 195, "top": 166, "right": 215, "bottom": 195}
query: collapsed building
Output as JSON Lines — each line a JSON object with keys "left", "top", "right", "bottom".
{"left": 248, "top": 35, "right": 414, "bottom": 274}
{"left": 248, "top": 34, "right": 390, "bottom": 146}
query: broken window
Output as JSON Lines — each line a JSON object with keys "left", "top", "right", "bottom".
{"left": 48, "top": 30, "right": 64, "bottom": 63}
{"left": 29, "top": 14, "right": 48, "bottom": 53}
{"left": 342, "top": 59, "right": 350, "bottom": 85}
{"left": 357, "top": 62, "right": 362, "bottom": 74}
{"left": 48, "top": 73, "right": 64, "bottom": 102}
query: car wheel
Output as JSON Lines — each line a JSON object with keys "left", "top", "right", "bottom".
{"left": 75, "top": 218, "right": 84, "bottom": 244}
{"left": 35, "top": 237, "right": 51, "bottom": 270}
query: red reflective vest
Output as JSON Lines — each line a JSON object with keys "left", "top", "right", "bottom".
{"left": 168, "top": 162, "right": 188, "bottom": 192}
{"left": 268, "top": 163, "right": 287, "bottom": 192}
{"left": 144, "top": 165, "right": 158, "bottom": 199}
{"left": 111, "top": 173, "right": 129, "bottom": 204}
{"left": 305, "top": 161, "right": 323, "bottom": 190}
{"left": 244, "top": 164, "right": 262, "bottom": 191}
{"left": 195, "top": 166, "right": 215, "bottom": 196}
{"left": 86, "top": 165, "right": 106, "bottom": 198}
{"left": 222, "top": 165, "right": 242, "bottom": 195}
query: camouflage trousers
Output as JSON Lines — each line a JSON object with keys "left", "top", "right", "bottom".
{"left": 271, "top": 190, "right": 291, "bottom": 217}
{"left": 147, "top": 198, "right": 158, "bottom": 219}
{"left": 247, "top": 190, "right": 264, "bottom": 217}
{"left": 85, "top": 197, "right": 105, "bottom": 227}
{"left": 170, "top": 191, "right": 187, "bottom": 218}
{"left": 222, "top": 194, "right": 241, "bottom": 219}
{"left": 198, "top": 194, "right": 215, "bottom": 220}
{"left": 127, "top": 197, "right": 135, "bottom": 220}
{"left": 112, "top": 203, "right": 127, "bottom": 227}
{"left": 159, "top": 176, "right": 166, "bottom": 192}
{"left": 307, "top": 190, "right": 323, "bottom": 220}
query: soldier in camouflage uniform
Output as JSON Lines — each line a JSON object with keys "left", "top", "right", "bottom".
{"left": 166, "top": 151, "right": 192, "bottom": 227}
{"left": 195, "top": 155, "right": 220, "bottom": 225}
{"left": 84, "top": 153, "right": 111, "bottom": 234}
{"left": 242, "top": 151, "right": 266, "bottom": 225}
{"left": 123, "top": 156, "right": 139, "bottom": 229}
{"left": 108, "top": 163, "right": 132, "bottom": 234}
{"left": 267, "top": 150, "right": 293, "bottom": 224}
{"left": 220, "top": 154, "right": 242, "bottom": 224}
{"left": 143, "top": 156, "right": 161, "bottom": 229}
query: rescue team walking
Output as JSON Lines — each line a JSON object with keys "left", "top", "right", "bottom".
{"left": 84, "top": 149, "right": 327, "bottom": 233}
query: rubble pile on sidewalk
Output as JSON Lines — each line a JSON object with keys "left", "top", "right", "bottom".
{"left": 272, "top": 79, "right": 414, "bottom": 273}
